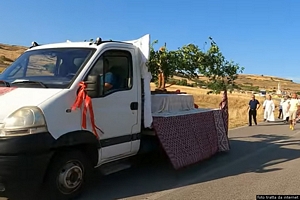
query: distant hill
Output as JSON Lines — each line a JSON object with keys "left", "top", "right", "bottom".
{"left": 0, "top": 43, "right": 27, "bottom": 70}
{"left": 1, "top": 42, "right": 300, "bottom": 92}
{"left": 234, "top": 74, "right": 298, "bottom": 92}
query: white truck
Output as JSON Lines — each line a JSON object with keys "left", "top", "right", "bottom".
{"left": 0, "top": 35, "right": 226, "bottom": 200}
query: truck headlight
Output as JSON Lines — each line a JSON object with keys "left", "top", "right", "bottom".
{"left": 0, "top": 106, "right": 48, "bottom": 136}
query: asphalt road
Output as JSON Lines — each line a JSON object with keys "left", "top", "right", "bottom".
{"left": 79, "top": 121, "right": 300, "bottom": 200}
{"left": 3, "top": 121, "right": 300, "bottom": 200}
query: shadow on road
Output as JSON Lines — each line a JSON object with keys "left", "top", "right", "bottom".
{"left": 258, "top": 123, "right": 286, "bottom": 126}
{"left": 258, "top": 121, "right": 286, "bottom": 126}
{"left": 78, "top": 133, "right": 300, "bottom": 200}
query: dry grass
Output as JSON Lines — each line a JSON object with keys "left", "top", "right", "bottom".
{"left": 194, "top": 94, "right": 272, "bottom": 129}
{"left": 234, "top": 74, "right": 300, "bottom": 92}
{"left": 0, "top": 65, "right": 5, "bottom": 73}
{"left": 0, "top": 43, "right": 27, "bottom": 73}
{"left": 0, "top": 44, "right": 26, "bottom": 60}
{"left": 151, "top": 83, "right": 281, "bottom": 129}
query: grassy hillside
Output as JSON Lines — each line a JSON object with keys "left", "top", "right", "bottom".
{"left": 2, "top": 42, "right": 300, "bottom": 93}
{"left": 0, "top": 42, "right": 299, "bottom": 92}
{"left": 234, "top": 74, "right": 299, "bottom": 92}
{"left": 0, "top": 43, "right": 27, "bottom": 71}
{"left": 172, "top": 73, "right": 300, "bottom": 93}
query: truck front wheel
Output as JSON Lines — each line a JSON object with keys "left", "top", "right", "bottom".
{"left": 42, "top": 150, "right": 92, "bottom": 200}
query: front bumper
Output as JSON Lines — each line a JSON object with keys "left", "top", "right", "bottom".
{"left": 0, "top": 132, "right": 55, "bottom": 198}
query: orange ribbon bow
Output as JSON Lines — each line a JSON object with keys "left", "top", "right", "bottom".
{"left": 71, "top": 81, "right": 103, "bottom": 139}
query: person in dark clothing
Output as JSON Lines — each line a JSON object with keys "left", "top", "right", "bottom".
{"left": 248, "top": 95, "right": 260, "bottom": 126}
{"left": 278, "top": 101, "right": 283, "bottom": 119}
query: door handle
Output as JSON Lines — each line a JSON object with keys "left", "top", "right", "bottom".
{"left": 130, "top": 102, "right": 138, "bottom": 110}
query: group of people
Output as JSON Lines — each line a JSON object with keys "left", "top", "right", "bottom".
{"left": 248, "top": 93, "right": 300, "bottom": 130}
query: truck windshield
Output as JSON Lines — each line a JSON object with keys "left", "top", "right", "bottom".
{"left": 0, "top": 48, "right": 95, "bottom": 88}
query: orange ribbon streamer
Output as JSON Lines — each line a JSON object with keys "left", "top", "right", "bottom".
{"left": 71, "top": 81, "right": 103, "bottom": 139}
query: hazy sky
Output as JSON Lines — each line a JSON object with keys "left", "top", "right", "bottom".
{"left": 1, "top": 1, "right": 299, "bottom": 81}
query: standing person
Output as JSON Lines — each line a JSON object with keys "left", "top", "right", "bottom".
{"left": 263, "top": 94, "right": 275, "bottom": 122}
{"left": 287, "top": 93, "right": 299, "bottom": 130}
{"left": 248, "top": 94, "right": 260, "bottom": 126}
{"left": 278, "top": 98, "right": 283, "bottom": 119}
{"left": 281, "top": 95, "right": 290, "bottom": 123}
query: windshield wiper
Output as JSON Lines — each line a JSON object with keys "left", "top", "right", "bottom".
{"left": 0, "top": 80, "right": 10, "bottom": 87}
{"left": 11, "top": 81, "right": 48, "bottom": 88}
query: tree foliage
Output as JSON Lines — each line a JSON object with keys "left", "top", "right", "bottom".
{"left": 147, "top": 40, "right": 179, "bottom": 89}
{"left": 147, "top": 40, "right": 160, "bottom": 80}
{"left": 176, "top": 44, "right": 203, "bottom": 79}
{"left": 147, "top": 37, "right": 244, "bottom": 93}
{"left": 199, "top": 37, "right": 245, "bottom": 94}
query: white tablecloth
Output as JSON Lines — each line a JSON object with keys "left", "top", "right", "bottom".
{"left": 151, "top": 94, "right": 195, "bottom": 113}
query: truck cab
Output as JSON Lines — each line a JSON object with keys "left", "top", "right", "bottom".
{"left": 0, "top": 35, "right": 152, "bottom": 199}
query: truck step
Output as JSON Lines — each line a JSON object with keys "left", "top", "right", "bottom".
{"left": 99, "top": 162, "right": 131, "bottom": 175}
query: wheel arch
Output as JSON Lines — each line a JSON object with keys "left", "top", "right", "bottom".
{"left": 51, "top": 130, "right": 100, "bottom": 167}
{"left": 41, "top": 130, "right": 100, "bottom": 186}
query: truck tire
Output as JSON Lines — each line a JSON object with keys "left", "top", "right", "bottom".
{"left": 41, "top": 150, "right": 92, "bottom": 200}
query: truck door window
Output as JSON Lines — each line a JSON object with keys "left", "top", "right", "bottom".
{"left": 87, "top": 50, "right": 133, "bottom": 96}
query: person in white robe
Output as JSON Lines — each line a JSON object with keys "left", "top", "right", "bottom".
{"left": 281, "top": 95, "right": 290, "bottom": 123}
{"left": 263, "top": 94, "right": 275, "bottom": 122}
{"left": 287, "top": 93, "right": 299, "bottom": 130}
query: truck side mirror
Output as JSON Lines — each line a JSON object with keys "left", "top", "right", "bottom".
{"left": 84, "top": 75, "right": 102, "bottom": 98}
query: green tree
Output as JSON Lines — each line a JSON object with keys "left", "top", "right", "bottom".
{"left": 147, "top": 40, "right": 178, "bottom": 90}
{"left": 198, "top": 37, "right": 244, "bottom": 94}
{"left": 147, "top": 37, "right": 244, "bottom": 99}
{"left": 176, "top": 44, "right": 204, "bottom": 79}
{"left": 147, "top": 40, "right": 160, "bottom": 80}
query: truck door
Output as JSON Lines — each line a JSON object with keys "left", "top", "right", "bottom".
{"left": 85, "top": 48, "right": 139, "bottom": 161}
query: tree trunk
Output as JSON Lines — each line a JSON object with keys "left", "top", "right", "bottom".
{"left": 161, "top": 72, "right": 165, "bottom": 89}
{"left": 157, "top": 71, "right": 166, "bottom": 90}
{"left": 157, "top": 71, "right": 162, "bottom": 88}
